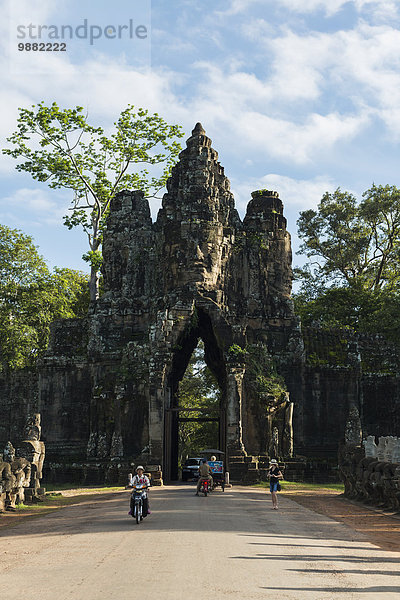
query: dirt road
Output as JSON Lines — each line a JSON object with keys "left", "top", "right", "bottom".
{"left": 1, "top": 485, "right": 400, "bottom": 600}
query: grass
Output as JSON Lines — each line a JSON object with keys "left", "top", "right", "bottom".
{"left": 14, "top": 497, "right": 74, "bottom": 510}
{"left": 254, "top": 480, "right": 344, "bottom": 493}
{"left": 44, "top": 483, "right": 124, "bottom": 493}
{"left": 44, "top": 482, "right": 82, "bottom": 491}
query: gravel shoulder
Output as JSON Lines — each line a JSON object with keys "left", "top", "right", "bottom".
{"left": 0, "top": 487, "right": 126, "bottom": 530}
{"left": 282, "top": 487, "right": 400, "bottom": 553}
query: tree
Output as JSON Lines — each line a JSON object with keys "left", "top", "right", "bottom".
{"left": 3, "top": 103, "right": 184, "bottom": 300}
{"left": 0, "top": 224, "right": 89, "bottom": 371}
{"left": 294, "top": 185, "right": 400, "bottom": 340}
{"left": 296, "top": 185, "right": 400, "bottom": 296}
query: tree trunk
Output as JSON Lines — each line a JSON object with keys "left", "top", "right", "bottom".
{"left": 89, "top": 265, "right": 99, "bottom": 302}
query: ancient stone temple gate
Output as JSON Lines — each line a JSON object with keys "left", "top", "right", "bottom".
{"left": 3, "top": 124, "right": 400, "bottom": 483}
{"left": 33, "top": 124, "right": 301, "bottom": 482}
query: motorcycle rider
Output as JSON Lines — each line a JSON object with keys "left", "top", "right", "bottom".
{"left": 130, "top": 465, "right": 151, "bottom": 517}
{"left": 195, "top": 459, "right": 213, "bottom": 495}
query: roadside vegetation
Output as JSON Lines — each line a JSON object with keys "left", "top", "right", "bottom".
{"left": 0, "top": 224, "right": 89, "bottom": 372}
{"left": 254, "top": 480, "right": 344, "bottom": 493}
{"left": 294, "top": 185, "right": 400, "bottom": 344}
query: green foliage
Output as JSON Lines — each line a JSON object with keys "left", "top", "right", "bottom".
{"left": 82, "top": 249, "right": 103, "bottom": 271}
{"left": 0, "top": 224, "right": 89, "bottom": 371}
{"left": 296, "top": 185, "right": 400, "bottom": 294}
{"left": 177, "top": 341, "right": 221, "bottom": 467}
{"left": 245, "top": 344, "right": 287, "bottom": 405}
{"left": 3, "top": 102, "right": 184, "bottom": 299}
{"left": 228, "top": 343, "right": 286, "bottom": 404}
{"left": 228, "top": 344, "right": 247, "bottom": 359}
{"left": 295, "top": 185, "right": 400, "bottom": 342}
{"left": 295, "top": 283, "right": 400, "bottom": 338}
{"left": 232, "top": 231, "right": 268, "bottom": 254}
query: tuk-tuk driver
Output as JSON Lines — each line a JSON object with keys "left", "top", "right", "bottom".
{"left": 195, "top": 459, "right": 213, "bottom": 495}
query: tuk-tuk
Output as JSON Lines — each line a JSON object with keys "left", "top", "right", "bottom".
{"left": 201, "top": 449, "right": 225, "bottom": 491}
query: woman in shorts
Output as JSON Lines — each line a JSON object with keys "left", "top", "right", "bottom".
{"left": 267, "top": 459, "right": 283, "bottom": 509}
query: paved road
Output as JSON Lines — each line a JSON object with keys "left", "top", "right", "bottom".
{"left": 1, "top": 485, "right": 400, "bottom": 600}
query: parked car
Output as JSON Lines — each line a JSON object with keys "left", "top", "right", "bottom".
{"left": 181, "top": 457, "right": 202, "bottom": 481}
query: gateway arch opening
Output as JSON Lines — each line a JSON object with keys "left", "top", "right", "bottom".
{"left": 164, "top": 309, "right": 227, "bottom": 481}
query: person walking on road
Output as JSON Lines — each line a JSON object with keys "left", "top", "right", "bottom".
{"left": 267, "top": 459, "right": 283, "bottom": 509}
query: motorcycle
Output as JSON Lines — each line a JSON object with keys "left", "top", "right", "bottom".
{"left": 199, "top": 478, "right": 210, "bottom": 496}
{"left": 131, "top": 483, "right": 148, "bottom": 524}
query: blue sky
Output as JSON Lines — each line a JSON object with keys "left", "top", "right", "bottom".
{"left": 1, "top": 0, "right": 400, "bottom": 274}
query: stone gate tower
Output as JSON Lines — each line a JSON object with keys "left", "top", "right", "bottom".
{"left": 39, "top": 124, "right": 302, "bottom": 481}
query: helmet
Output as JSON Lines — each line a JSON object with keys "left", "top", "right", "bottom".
{"left": 136, "top": 465, "right": 145, "bottom": 471}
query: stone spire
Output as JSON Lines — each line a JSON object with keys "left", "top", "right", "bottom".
{"left": 184, "top": 122, "right": 212, "bottom": 152}
{"left": 244, "top": 189, "right": 287, "bottom": 232}
{"left": 157, "top": 123, "right": 239, "bottom": 227}
{"left": 192, "top": 122, "right": 205, "bottom": 136}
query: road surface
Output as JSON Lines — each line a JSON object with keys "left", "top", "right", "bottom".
{"left": 1, "top": 485, "right": 400, "bottom": 600}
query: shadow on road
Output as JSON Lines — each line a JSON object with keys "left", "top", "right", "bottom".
{"left": 0, "top": 484, "right": 393, "bottom": 561}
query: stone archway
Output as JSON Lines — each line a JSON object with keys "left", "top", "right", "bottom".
{"left": 162, "top": 307, "right": 227, "bottom": 481}
{"left": 82, "top": 123, "right": 299, "bottom": 477}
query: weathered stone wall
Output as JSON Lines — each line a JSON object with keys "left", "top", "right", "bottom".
{"left": 0, "top": 369, "right": 39, "bottom": 449}
{"left": 37, "top": 318, "right": 91, "bottom": 462}
{"left": 296, "top": 328, "right": 400, "bottom": 457}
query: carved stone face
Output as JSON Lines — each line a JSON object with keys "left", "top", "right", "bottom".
{"left": 3, "top": 442, "right": 15, "bottom": 463}
{"left": 23, "top": 413, "right": 41, "bottom": 441}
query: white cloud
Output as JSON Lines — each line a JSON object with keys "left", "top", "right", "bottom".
{"left": 279, "top": 0, "right": 399, "bottom": 19}
{"left": 1, "top": 0, "right": 398, "bottom": 196}
{"left": 216, "top": 0, "right": 262, "bottom": 16}
{"left": 0, "top": 188, "right": 69, "bottom": 226}
{"left": 336, "top": 24, "right": 400, "bottom": 133}
{"left": 241, "top": 20, "right": 400, "bottom": 134}
{"left": 279, "top": 0, "right": 350, "bottom": 15}
{"left": 190, "top": 59, "right": 370, "bottom": 163}
{"left": 237, "top": 111, "right": 369, "bottom": 163}
{"left": 265, "top": 29, "right": 334, "bottom": 102}
{"left": 231, "top": 173, "right": 338, "bottom": 216}
{"left": 220, "top": 0, "right": 399, "bottom": 18}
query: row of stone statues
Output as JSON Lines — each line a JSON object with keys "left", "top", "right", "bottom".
{"left": 339, "top": 408, "right": 400, "bottom": 509}
{"left": 0, "top": 414, "right": 45, "bottom": 512}
{"left": 339, "top": 411, "right": 400, "bottom": 510}
{"left": 339, "top": 443, "right": 400, "bottom": 510}
{"left": 363, "top": 435, "right": 400, "bottom": 463}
